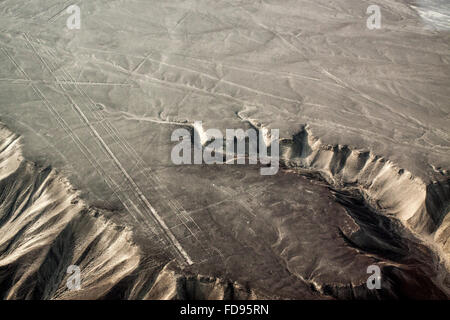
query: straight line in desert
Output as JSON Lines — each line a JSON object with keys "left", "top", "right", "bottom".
{"left": 22, "top": 34, "right": 193, "bottom": 265}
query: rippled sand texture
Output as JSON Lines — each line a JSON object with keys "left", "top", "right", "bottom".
{"left": 0, "top": 0, "right": 449, "bottom": 299}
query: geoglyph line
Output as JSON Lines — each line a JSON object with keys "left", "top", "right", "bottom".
{"left": 23, "top": 34, "right": 193, "bottom": 265}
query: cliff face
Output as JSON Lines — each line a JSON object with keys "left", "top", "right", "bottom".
{"left": 280, "top": 127, "right": 450, "bottom": 267}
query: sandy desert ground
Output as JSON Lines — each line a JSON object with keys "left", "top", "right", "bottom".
{"left": 0, "top": 0, "right": 449, "bottom": 299}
